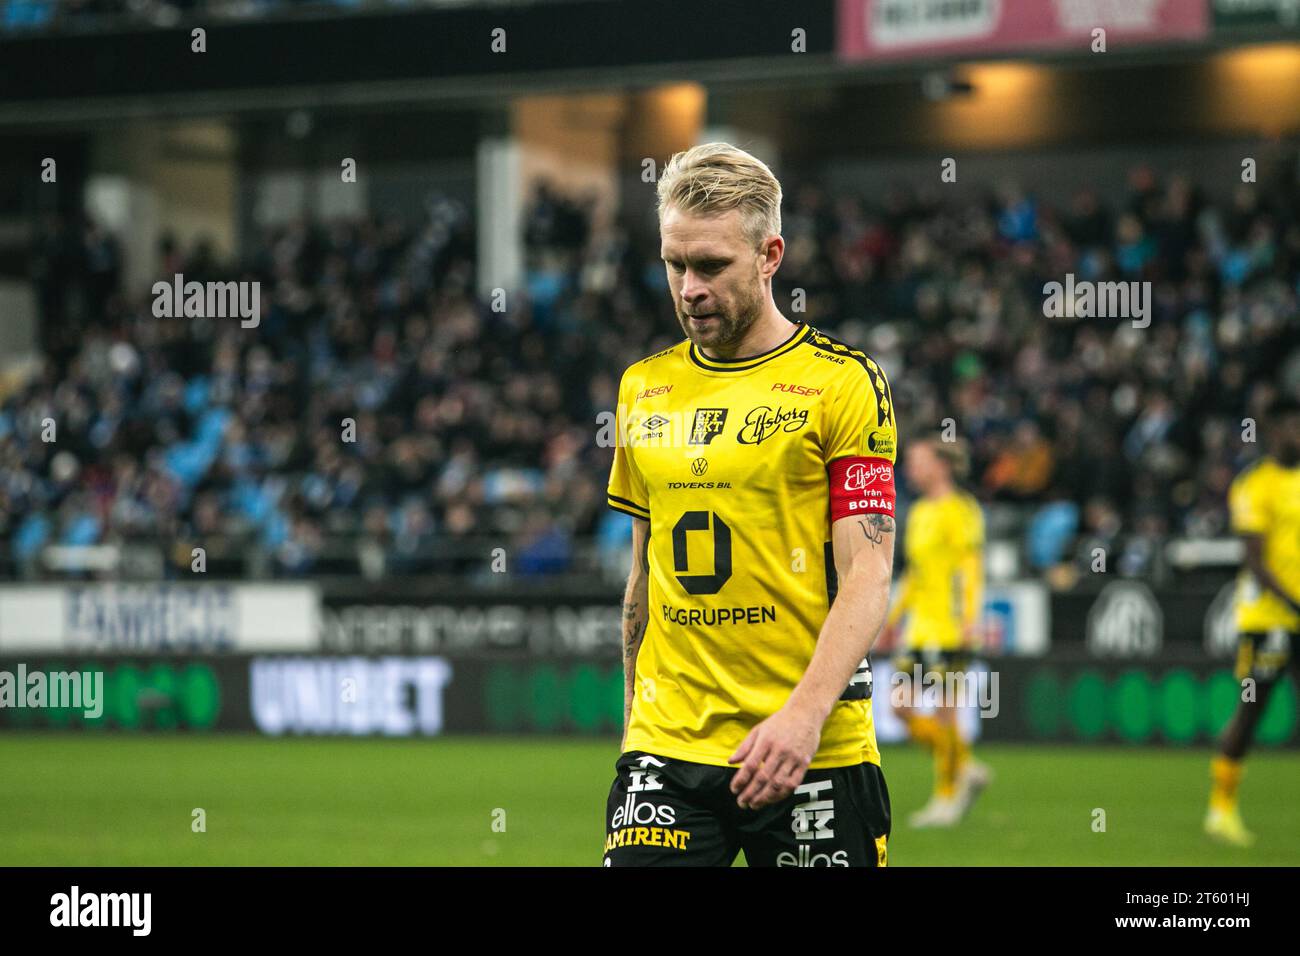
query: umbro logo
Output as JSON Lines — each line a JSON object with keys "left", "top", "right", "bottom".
{"left": 642, "top": 414, "right": 670, "bottom": 430}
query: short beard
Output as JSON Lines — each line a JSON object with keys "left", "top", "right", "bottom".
{"left": 678, "top": 283, "right": 763, "bottom": 355}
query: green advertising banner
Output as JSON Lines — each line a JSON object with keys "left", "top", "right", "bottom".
{"left": 1, "top": 654, "right": 1295, "bottom": 746}
{"left": 1213, "top": 0, "right": 1300, "bottom": 29}
{"left": 1023, "top": 665, "right": 1296, "bottom": 745}
{"left": 0, "top": 660, "right": 223, "bottom": 731}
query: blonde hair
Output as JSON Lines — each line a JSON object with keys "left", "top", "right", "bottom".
{"left": 922, "top": 435, "right": 971, "bottom": 481}
{"left": 656, "top": 143, "right": 782, "bottom": 250}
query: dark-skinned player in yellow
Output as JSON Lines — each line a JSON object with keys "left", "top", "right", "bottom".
{"left": 1205, "top": 396, "right": 1300, "bottom": 847}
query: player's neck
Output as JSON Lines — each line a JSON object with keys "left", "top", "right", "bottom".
{"left": 924, "top": 480, "right": 954, "bottom": 500}
{"left": 697, "top": 309, "right": 799, "bottom": 362}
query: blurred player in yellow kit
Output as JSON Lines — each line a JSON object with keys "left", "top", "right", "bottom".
{"left": 1205, "top": 397, "right": 1300, "bottom": 847}
{"left": 880, "top": 436, "right": 991, "bottom": 828}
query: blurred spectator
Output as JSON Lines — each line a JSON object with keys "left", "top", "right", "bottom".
{"left": 4, "top": 157, "right": 1300, "bottom": 583}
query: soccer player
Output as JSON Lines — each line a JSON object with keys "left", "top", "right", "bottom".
{"left": 1205, "top": 396, "right": 1300, "bottom": 847}
{"left": 603, "top": 143, "right": 898, "bottom": 866}
{"left": 879, "top": 436, "right": 990, "bottom": 828}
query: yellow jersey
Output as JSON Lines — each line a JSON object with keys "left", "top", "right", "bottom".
{"left": 888, "top": 490, "right": 984, "bottom": 652}
{"left": 1229, "top": 457, "right": 1300, "bottom": 632}
{"left": 606, "top": 322, "right": 898, "bottom": 769}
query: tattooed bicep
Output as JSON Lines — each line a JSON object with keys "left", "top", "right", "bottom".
{"left": 856, "top": 513, "right": 896, "bottom": 545}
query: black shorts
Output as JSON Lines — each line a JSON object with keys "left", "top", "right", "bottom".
{"left": 1234, "top": 629, "right": 1299, "bottom": 683}
{"left": 602, "top": 750, "right": 891, "bottom": 867}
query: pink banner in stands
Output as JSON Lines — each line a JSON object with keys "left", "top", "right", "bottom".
{"left": 838, "top": 0, "right": 1210, "bottom": 60}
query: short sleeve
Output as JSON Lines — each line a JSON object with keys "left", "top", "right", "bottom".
{"left": 1228, "top": 469, "right": 1268, "bottom": 536}
{"left": 824, "top": 358, "right": 897, "bottom": 465}
{"left": 606, "top": 374, "right": 650, "bottom": 520}
{"left": 825, "top": 358, "right": 898, "bottom": 522}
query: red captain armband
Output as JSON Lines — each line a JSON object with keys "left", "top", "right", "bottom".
{"left": 828, "top": 456, "right": 896, "bottom": 522}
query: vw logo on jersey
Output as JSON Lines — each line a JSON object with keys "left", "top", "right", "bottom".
{"left": 690, "top": 457, "right": 709, "bottom": 477}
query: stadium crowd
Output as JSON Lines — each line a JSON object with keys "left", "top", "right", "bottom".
{"left": 0, "top": 0, "right": 518, "bottom": 33}
{"left": 2, "top": 157, "right": 1298, "bottom": 581}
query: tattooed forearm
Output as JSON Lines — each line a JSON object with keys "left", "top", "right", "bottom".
{"left": 621, "top": 595, "right": 649, "bottom": 744}
{"left": 623, "top": 604, "right": 646, "bottom": 661}
{"left": 623, "top": 596, "right": 646, "bottom": 650}
{"left": 624, "top": 620, "right": 646, "bottom": 665}
{"left": 858, "top": 514, "right": 896, "bottom": 546}
{"left": 622, "top": 521, "right": 650, "bottom": 749}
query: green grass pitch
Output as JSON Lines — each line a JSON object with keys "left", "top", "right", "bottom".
{"left": 0, "top": 734, "right": 1295, "bottom": 866}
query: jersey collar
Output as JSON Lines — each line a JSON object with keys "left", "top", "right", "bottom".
{"left": 687, "top": 322, "right": 812, "bottom": 373}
